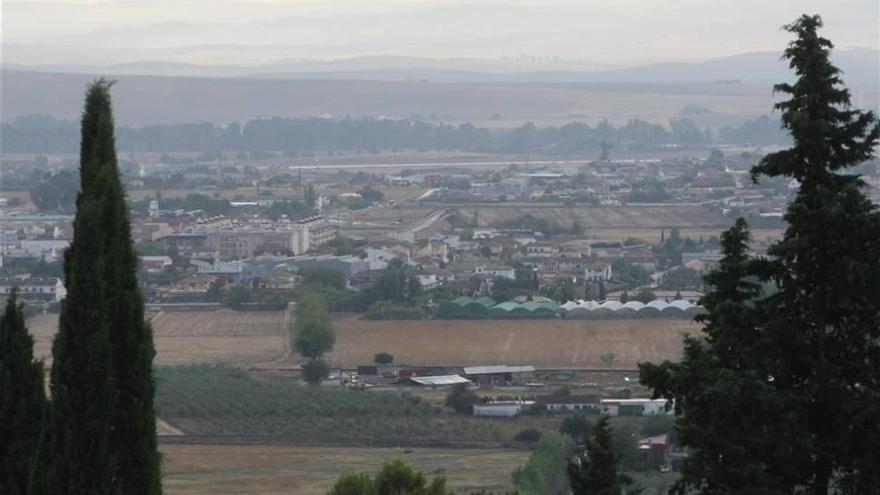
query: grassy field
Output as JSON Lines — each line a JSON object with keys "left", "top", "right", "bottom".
{"left": 161, "top": 444, "right": 527, "bottom": 495}
{"left": 328, "top": 316, "right": 695, "bottom": 369}
{"left": 28, "top": 309, "right": 290, "bottom": 366}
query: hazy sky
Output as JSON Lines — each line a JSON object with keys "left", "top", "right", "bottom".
{"left": 3, "top": 0, "right": 878, "bottom": 67}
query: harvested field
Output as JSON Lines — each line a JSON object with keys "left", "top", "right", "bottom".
{"left": 28, "top": 309, "right": 289, "bottom": 366}
{"left": 328, "top": 316, "right": 697, "bottom": 369}
{"left": 161, "top": 444, "right": 526, "bottom": 495}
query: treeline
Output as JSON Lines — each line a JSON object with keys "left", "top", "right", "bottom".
{"left": 2, "top": 114, "right": 788, "bottom": 154}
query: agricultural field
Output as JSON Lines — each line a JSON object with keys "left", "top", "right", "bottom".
{"left": 27, "top": 309, "right": 289, "bottom": 366}
{"left": 155, "top": 364, "right": 555, "bottom": 446}
{"left": 160, "top": 444, "right": 528, "bottom": 495}
{"left": 328, "top": 316, "right": 696, "bottom": 370}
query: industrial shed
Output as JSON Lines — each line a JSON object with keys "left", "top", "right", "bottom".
{"left": 601, "top": 398, "right": 673, "bottom": 416}
{"left": 407, "top": 375, "right": 472, "bottom": 387}
{"left": 473, "top": 400, "right": 535, "bottom": 418}
{"left": 463, "top": 365, "right": 536, "bottom": 386}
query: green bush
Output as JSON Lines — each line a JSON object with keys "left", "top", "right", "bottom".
{"left": 302, "top": 359, "right": 330, "bottom": 385}
{"left": 374, "top": 352, "right": 394, "bottom": 364}
{"left": 445, "top": 383, "right": 478, "bottom": 415}
{"left": 513, "top": 428, "right": 542, "bottom": 443}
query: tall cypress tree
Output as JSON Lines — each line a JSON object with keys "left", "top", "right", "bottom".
{"left": 48, "top": 80, "right": 162, "bottom": 493}
{"left": 567, "top": 416, "right": 636, "bottom": 495}
{"left": 641, "top": 15, "right": 880, "bottom": 494}
{"left": 96, "top": 86, "right": 162, "bottom": 494}
{"left": 48, "top": 80, "right": 117, "bottom": 492}
{"left": 0, "top": 291, "right": 48, "bottom": 495}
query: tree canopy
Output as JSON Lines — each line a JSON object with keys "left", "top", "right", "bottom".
{"left": 0, "top": 292, "right": 47, "bottom": 495}
{"left": 641, "top": 15, "right": 880, "bottom": 494}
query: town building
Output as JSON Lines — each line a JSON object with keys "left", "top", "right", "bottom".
{"left": 539, "top": 395, "right": 602, "bottom": 414}
{"left": 0, "top": 277, "right": 66, "bottom": 302}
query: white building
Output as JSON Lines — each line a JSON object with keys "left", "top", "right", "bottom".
{"left": 541, "top": 395, "right": 602, "bottom": 413}
{"left": 197, "top": 261, "right": 244, "bottom": 275}
{"left": 601, "top": 399, "right": 672, "bottom": 416}
{"left": 473, "top": 401, "right": 534, "bottom": 418}
{"left": 0, "top": 277, "right": 66, "bottom": 302}
{"left": 584, "top": 264, "right": 613, "bottom": 282}
{"left": 291, "top": 216, "right": 337, "bottom": 255}
{"left": 475, "top": 266, "right": 516, "bottom": 280}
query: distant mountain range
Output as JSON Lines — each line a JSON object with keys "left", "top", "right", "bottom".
{"left": 1, "top": 49, "right": 876, "bottom": 127}
{"left": 3, "top": 49, "right": 878, "bottom": 87}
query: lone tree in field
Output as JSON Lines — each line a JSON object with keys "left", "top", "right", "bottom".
{"left": 48, "top": 80, "right": 162, "bottom": 494}
{"left": 568, "top": 416, "right": 636, "bottom": 495}
{"left": 0, "top": 292, "right": 47, "bottom": 495}
{"left": 293, "top": 293, "right": 335, "bottom": 384}
{"left": 641, "top": 15, "right": 880, "bottom": 494}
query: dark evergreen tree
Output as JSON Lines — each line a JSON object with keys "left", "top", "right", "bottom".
{"left": 48, "top": 81, "right": 118, "bottom": 492}
{"left": 568, "top": 416, "right": 636, "bottom": 495}
{"left": 641, "top": 15, "right": 880, "bottom": 494}
{"left": 0, "top": 291, "right": 48, "bottom": 495}
{"left": 640, "top": 219, "right": 794, "bottom": 493}
{"left": 48, "top": 79, "right": 161, "bottom": 494}
{"left": 748, "top": 15, "right": 880, "bottom": 493}
{"left": 95, "top": 82, "right": 162, "bottom": 494}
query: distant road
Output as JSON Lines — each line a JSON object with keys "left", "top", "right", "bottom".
{"left": 286, "top": 159, "right": 588, "bottom": 171}
{"left": 405, "top": 209, "right": 448, "bottom": 234}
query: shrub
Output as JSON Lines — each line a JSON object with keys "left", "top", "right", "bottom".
{"left": 514, "top": 428, "right": 543, "bottom": 443}
{"left": 374, "top": 352, "right": 394, "bottom": 364}
{"left": 559, "top": 414, "right": 593, "bottom": 442}
{"left": 302, "top": 359, "right": 330, "bottom": 385}
{"left": 444, "top": 383, "right": 478, "bottom": 415}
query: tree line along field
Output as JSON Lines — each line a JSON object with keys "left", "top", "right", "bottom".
{"left": 328, "top": 316, "right": 694, "bottom": 369}
{"left": 160, "top": 444, "right": 528, "bottom": 495}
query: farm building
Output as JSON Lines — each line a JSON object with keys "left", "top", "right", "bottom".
{"left": 539, "top": 395, "right": 602, "bottom": 414}
{"left": 406, "top": 375, "right": 472, "bottom": 387}
{"left": 356, "top": 364, "right": 402, "bottom": 377}
{"left": 473, "top": 400, "right": 535, "bottom": 418}
{"left": 463, "top": 365, "right": 536, "bottom": 386}
{"left": 638, "top": 433, "right": 670, "bottom": 467}
{"left": 601, "top": 398, "right": 672, "bottom": 416}
{"left": 435, "top": 296, "right": 497, "bottom": 319}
